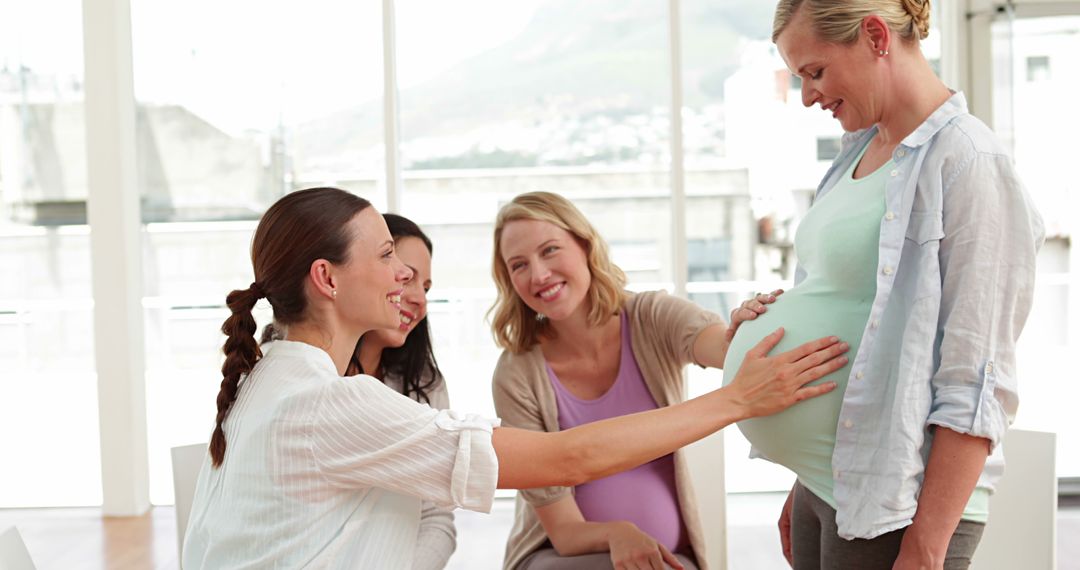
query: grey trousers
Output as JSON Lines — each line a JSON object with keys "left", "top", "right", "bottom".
{"left": 518, "top": 547, "right": 699, "bottom": 570}
{"left": 790, "top": 482, "right": 986, "bottom": 570}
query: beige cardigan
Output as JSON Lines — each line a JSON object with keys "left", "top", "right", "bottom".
{"left": 492, "top": 291, "right": 724, "bottom": 570}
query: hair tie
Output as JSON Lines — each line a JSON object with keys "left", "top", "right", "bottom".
{"left": 250, "top": 281, "right": 264, "bottom": 298}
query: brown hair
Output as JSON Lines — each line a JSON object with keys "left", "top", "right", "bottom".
{"left": 772, "top": 0, "right": 931, "bottom": 44}
{"left": 211, "top": 187, "right": 372, "bottom": 467}
{"left": 489, "top": 192, "right": 628, "bottom": 354}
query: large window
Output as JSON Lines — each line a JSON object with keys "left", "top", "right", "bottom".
{"left": 396, "top": 0, "right": 674, "bottom": 415}
{"left": 991, "top": 13, "right": 1080, "bottom": 479}
{"left": 131, "top": 0, "right": 384, "bottom": 503}
{"left": 0, "top": 0, "right": 102, "bottom": 506}
{"left": 679, "top": 0, "right": 800, "bottom": 493}
{"left": 5, "top": 0, "right": 1076, "bottom": 512}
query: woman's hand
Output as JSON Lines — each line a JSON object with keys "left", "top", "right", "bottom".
{"left": 728, "top": 328, "right": 848, "bottom": 419}
{"left": 891, "top": 429, "right": 989, "bottom": 570}
{"left": 725, "top": 289, "right": 784, "bottom": 343}
{"left": 607, "top": 522, "right": 684, "bottom": 570}
{"left": 778, "top": 485, "right": 795, "bottom": 567}
{"left": 892, "top": 525, "right": 945, "bottom": 570}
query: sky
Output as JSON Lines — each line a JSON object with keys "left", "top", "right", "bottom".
{"left": 1, "top": 0, "right": 544, "bottom": 134}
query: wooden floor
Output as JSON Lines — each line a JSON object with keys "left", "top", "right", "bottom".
{"left": 2, "top": 496, "right": 1078, "bottom": 569}
{"left": 0, "top": 507, "right": 179, "bottom": 570}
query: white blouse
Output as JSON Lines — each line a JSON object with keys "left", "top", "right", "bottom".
{"left": 182, "top": 340, "right": 500, "bottom": 569}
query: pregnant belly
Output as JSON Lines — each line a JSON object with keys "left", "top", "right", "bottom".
{"left": 721, "top": 292, "right": 869, "bottom": 480}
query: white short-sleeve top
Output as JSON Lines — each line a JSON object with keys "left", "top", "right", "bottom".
{"left": 182, "top": 340, "right": 500, "bottom": 569}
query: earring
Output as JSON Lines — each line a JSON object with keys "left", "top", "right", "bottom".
{"left": 331, "top": 290, "right": 337, "bottom": 298}
{"left": 535, "top": 312, "right": 546, "bottom": 322}
{"left": 879, "top": 49, "right": 888, "bottom": 56}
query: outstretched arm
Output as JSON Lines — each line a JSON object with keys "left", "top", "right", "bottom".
{"left": 495, "top": 329, "right": 848, "bottom": 489}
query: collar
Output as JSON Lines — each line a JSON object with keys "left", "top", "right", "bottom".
{"left": 263, "top": 340, "right": 339, "bottom": 375}
{"left": 899, "top": 90, "right": 968, "bottom": 149}
{"left": 839, "top": 91, "right": 969, "bottom": 153}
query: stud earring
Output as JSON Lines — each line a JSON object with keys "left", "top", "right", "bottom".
{"left": 331, "top": 290, "right": 337, "bottom": 298}
{"left": 535, "top": 312, "right": 546, "bottom": 322}
{"left": 879, "top": 49, "right": 888, "bottom": 56}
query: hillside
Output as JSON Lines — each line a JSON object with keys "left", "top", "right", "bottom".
{"left": 290, "top": 0, "right": 774, "bottom": 173}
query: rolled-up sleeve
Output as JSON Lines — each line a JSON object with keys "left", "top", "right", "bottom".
{"left": 307, "top": 377, "right": 501, "bottom": 513}
{"left": 927, "top": 151, "right": 1044, "bottom": 450}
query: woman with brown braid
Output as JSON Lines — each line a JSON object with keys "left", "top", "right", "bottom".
{"left": 182, "top": 187, "right": 851, "bottom": 569}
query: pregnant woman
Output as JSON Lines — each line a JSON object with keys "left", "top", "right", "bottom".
{"left": 722, "top": 1, "right": 1044, "bottom": 568}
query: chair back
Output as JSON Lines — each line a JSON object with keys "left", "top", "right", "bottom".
{"left": 970, "top": 429, "right": 1057, "bottom": 570}
{"left": 0, "top": 526, "right": 36, "bottom": 570}
{"left": 171, "top": 442, "right": 209, "bottom": 565}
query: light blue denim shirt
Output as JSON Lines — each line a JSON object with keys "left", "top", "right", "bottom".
{"left": 786, "top": 92, "right": 1045, "bottom": 540}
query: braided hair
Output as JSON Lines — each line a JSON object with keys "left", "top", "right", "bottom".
{"left": 210, "top": 188, "right": 372, "bottom": 467}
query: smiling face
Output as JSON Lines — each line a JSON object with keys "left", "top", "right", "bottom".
{"left": 334, "top": 207, "right": 413, "bottom": 333}
{"left": 365, "top": 235, "right": 432, "bottom": 349}
{"left": 499, "top": 218, "right": 592, "bottom": 323}
{"left": 776, "top": 9, "right": 882, "bottom": 132}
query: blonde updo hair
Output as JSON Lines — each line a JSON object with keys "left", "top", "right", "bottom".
{"left": 489, "top": 191, "right": 629, "bottom": 354}
{"left": 772, "top": 0, "right": 931, "bottom": 44}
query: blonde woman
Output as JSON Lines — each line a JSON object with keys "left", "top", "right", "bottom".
{"left": 490, "top": 191, "right": 846, "bottom": 570}
{"left": 720, "top": 1, "right": 1044, "bottom": 569}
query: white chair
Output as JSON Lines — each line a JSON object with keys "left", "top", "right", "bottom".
{"left": 172, "top": 442, "right": 209, "bottom": 565}
{"left": 0, "top": 526, "right": 36, "bottom": 570}
{"left": 970, "top": 429, "right": 1057, "bottom": 570}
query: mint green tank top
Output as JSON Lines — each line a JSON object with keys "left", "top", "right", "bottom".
{"left": 721, "top": 143, "right": 988, "bottom": 521}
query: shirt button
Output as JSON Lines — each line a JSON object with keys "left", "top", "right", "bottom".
{"left": 890, "top": 169, "right": 899, "bottom": 177}
{"left": 883, "top": 266, "right": 894, "bottom": 275}
{"left": 870, "top": 319, "right": 879, "bottom": 328}
{"left": 885, "top": 211, "right": 896, "bottom": 221}
{"left": 843, "top": 419, "right": 854, "bottom": 429}
{"left": 985, "top": 362, "right": 994, "bottom": 375}
{"left": 897, "top": 149, "right": 906, "bottom": 158}
{"left": 834, "top": 469, "right": 841, "bottom": 479}
{"left": 855, "top": 371, "right": 865, "bottom": 380}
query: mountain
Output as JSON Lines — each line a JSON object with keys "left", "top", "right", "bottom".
{"left": 290, "top": 0, "right": 774, "bottom": 173}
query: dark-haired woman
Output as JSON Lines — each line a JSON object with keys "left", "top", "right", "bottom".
{"left": 182, "top": 187, "right": 850, "bottom": 569}
{"left": 348, "top": 214, "right": 456, "bottom": 569}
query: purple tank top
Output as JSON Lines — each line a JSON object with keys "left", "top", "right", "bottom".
{"left": 547, "top": 312, "right": 689, "bottom": 553}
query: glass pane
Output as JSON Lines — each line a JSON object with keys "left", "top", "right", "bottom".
{"left": 680, "top": 11, "right": 789, "bottom": 497}
{"left": 132, "top": 0, "right": 384, "bottom": 503}
{"left": 396, "top": 0, "right": 673, "bottom": 417}
{"left": 991, "top": 14, "right": 1080, "bottom": 479}
{"left": 0, "top": 0, "right": 102, "bottom": 506}
{"left": 681, "top": 0, "right": 830, "bottom": 494}
{"left": 924, "top": 1, "right": 943, "bottom": 78}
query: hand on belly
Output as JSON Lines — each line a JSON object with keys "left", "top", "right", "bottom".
{"left": 721, "top": 291, "right": 866, "bottom": 476}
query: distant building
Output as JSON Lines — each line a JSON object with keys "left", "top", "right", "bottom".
{"left": 0, "top": 68, "right": 284, "bottom": 225}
